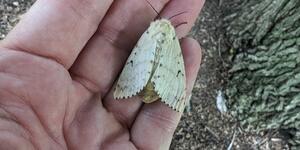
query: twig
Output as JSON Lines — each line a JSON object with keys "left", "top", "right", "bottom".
{"left": 205, "top": 126, "right": 220, "bottom": 141}
{"left": 227, "top": 130, "right": 237, "bottom": 150}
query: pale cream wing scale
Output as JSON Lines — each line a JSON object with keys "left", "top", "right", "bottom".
{"left": 114, "top": 30, "right": 157, "bottom": 99}
{"left": 150, "top": 21, "right": 186, "bottom": 112}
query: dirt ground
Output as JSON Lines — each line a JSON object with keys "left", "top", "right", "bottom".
{"left": 0, "top": 0, "right": 290, "bottom": 149}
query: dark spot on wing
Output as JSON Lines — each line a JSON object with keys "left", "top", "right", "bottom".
{"left": 176, "top": 70, "right": 182, "bottom": 77}
{"left": 130, "top": 60, "right": 133, "bottom": 67}
{"left": 146, "top": 31, "right": 149, "bottom": 34}
{"left": 173, "top": 36, "right": 176, "bottom": 40}
{"left": 159, "top": 64, "right": 163, "bottom": 67}
{"left": 162, "top": 33, "right": 166, "bottom": 36}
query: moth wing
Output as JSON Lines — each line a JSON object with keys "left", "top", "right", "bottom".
{"left": 151, "top": 33, "right": 186, "bottom": 112}
{"left": 114, "top": 31, "right": 157, "bottom": 99}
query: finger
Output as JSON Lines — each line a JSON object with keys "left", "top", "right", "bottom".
{"left": 131, "top": 38, "right": 202, "bottom": 150}
{"left": 160, "top": 0, "right": 205, "bottom": 38}
{"left": 1, "top": 0, "right": 113, "bottom": 68}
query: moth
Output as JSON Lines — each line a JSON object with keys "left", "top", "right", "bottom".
{"left": 113, "top": 19, "right": 186, "bottom": 112}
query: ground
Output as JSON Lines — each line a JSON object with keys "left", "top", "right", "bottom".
{"left": 0, "top": 0, "right": 289, "bottom": 149}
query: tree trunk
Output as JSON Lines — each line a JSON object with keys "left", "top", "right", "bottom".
{"left": 224, "top": 0, "right": 300, "bottom": 148}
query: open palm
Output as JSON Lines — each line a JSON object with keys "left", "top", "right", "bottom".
{"left": 0, "top": 0, "right": 204, "bottom": 149}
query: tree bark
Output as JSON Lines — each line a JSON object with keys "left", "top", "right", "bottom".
{"left": 224, "top": 0, "right": 300, "bottom": 148}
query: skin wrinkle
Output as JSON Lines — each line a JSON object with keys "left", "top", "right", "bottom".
{"left": 97, "top": 8, "right": 145, "bottom": 52}
{"left": 110, "top": 110, "right": 131, "bottom": 128}
{"left": 0, "top": 85, "right": 28, "bottom": 111}
{"left": 90, "top": 44, "right": 128, "bottom": 95}
{"left": 140, "top": 109, "right": 179, "bottom": 133}
{"left": 0, "top": 118, "right": 33, "bottom": 148}
{"left": 62, "top": 81, "right": 91, "bottom": 128}
{"left": 2, "top": 35, "right": 69, "bottom": 69}
{"left": 99, "top": 111, "right": 131, "bottom": 148}
{"left": 63, "top": 83, "right": 72, "bottom": 150}
{"left": 28, "top": 101, "right": 66, "bottom": 149}
{"left": 65, "top": 109, "right": 81, "bottom": 147}
{"left": 68, "top": 1, "right": 89, "bottom": 23}
{"left": 0, "top": 89, "right": 65, "bottom": 149}
{"left": 112, "top": 106, "right": 140, "bottom": 129}
{"left": 103, "top": 93, "right": 144, "bottom": 129}
{"left": 0, "top": 108, "right": 15, "bottom": 122}
{"left": 67, "top": 0, "right": 112, "bottom": 23}
{"left": 0, "top": 98, "right": 37, "bottom": 149}
{"left": 0, "top": 104, "right": 25, "bottom": 136}
{"left": 72, "top": 73, "right": 101, "bottom": 94}
{"left": 71, "top": 35, "right": 129, "bottom": 96}
{"left": 95, "top": 2, "right": 132, "bottom": 50}
{"left": 1, "top": 47, "right": 67, "bottom": 72}
{"left": 0, "top": 72, "right": 25, "bottom": 87}
{"left": 0, "top": 130, "right": 36, "bottom": 149}
{"left": 65, "top": 96, "right": 108, "bottom": 149}
{"left": 99, "top": 124, "right": 129, "bottom": 149}
{"left": 0, "top": 51, "right": 67, "bottom": 149}
{"left": 65, "top": 110, "right": 82, "bottom": 149}
{"left": 96, "top": 27, "right": 127, "bottom": 52}
{"left": 96, "top": 1, "right": 165, "bottom": 52}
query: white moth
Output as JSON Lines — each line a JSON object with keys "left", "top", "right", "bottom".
{"left": 113, "top": 19, "right": 186, "bottom": 112}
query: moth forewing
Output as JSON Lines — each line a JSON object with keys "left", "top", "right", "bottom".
{"left": 150, "top": 25, "right": 186, "bottom": 112}
{"left": 113, "top": 29, "right": 157, "bottom": 99}
{"left": 113, "top": 19, "right": 187, "bottom": 112}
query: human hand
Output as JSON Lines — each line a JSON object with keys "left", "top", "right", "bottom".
{"left": 0, "top": 0, "right": 204, "bottom": 149}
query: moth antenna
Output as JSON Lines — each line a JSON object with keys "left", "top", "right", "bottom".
{"left": 168, "top": 11, "right": 188, "bottom": 20}
{"left": 144, "top": 0, "right": 161, "bottom": 19}
{"left": 175, "top": 22, "right": 188, "bottom": 28}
